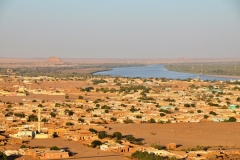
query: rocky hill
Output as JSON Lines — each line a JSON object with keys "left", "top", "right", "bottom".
{"left": 47, "top": 57, "right": 64, "bottom": 64}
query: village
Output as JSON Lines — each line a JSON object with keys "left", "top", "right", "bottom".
{"left": 0, "top": 74, "right": 240, "bottom": 160}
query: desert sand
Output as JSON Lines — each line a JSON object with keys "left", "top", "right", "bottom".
{"left": 107, "top": 122, "right": 240, "bottom": 148}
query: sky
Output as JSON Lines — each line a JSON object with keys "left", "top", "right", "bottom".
{"left": 0, "top": 0, "right": 240, "bottom": 59}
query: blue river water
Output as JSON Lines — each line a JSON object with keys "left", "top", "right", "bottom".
{"left": 94, "top": 64, "right": 239, "bottom": 81}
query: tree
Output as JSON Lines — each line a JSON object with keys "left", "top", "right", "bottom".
{"left": 78, "top": 118, "right": 84, "bottom": 123}
{"left": 113, "top": 132, "right": 122, "bottom": 140}
{"left": 52, "top": 132, "right": 58, "bottom": 138}
{"left": 160, "top": 113, "right": 165, "bottom": 117}
{"left": 0, "top": 151, "right": 8, "bottom": 160}
{"left": 50, "top": 112, "right": 57, "bottom": 117}
{"left": 89, "top": 128, "right": 98, "bottom": 134}
{"left": 228, "top": 117, "right": 236, "bottom": 122}
{"left": 55, "top": 103, "right": 61, "bottom": 107}
{"left": 41, "top": 118, "right": 48, "bottom": 122}
{"left": 91, "top": 140, "right": 102, "bottom": 148}
{"left": 28, "top": 114, "right": 38, "bottom": 122}
{"left": 78, "top": 95, "right": 83, "bottom": 99}
{"left": 110, "top": 117, "right": 117, "bottom": 121}
{"left": 66, "top": 122, "right": 74, "bottom": 126}
{"left": 209, "top": 111, "right": 217, "bottom": 116}
{"left": 237, "top": 97, "right": 240, "bottom": 102}
{"left": 123, "top": 118, "right": 134, "bottom": 124}
{"left": 65, "top": 95, "right": 69, "bottom": 99}
{"left": 50, "top": 146, "right": 60, "bottom": 150}
{"left": 136, "top": 115, "right": 142, "bottom": 119}
{"left": 98, "top": 131, "right": 107, "bottom": 139}
{"left": 148, "top": 118, "right": 156, "bottom": 123}
{"left": 126, "top": 135, "right": 136, "bottom": 142}
{"left": 204, "top": 115, "right": 209, "bottom": 119}
{"left": 184, "top": 104, "right": 191, "bottom": 107}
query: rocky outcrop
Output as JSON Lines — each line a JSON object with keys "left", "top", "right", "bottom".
{"left": 47, "top": 57, "right": 64, "bottom": 64}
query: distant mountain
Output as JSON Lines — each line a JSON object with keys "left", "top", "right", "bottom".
{"left": 47, "top": 57, "right": 64, "bottom": 64}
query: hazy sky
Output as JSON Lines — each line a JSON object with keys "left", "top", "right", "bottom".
{"left": 0, "top": 0, "right": 240, "bottom": 59}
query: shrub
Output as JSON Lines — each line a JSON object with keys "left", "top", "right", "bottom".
{"left": 126, "top": 135, "right": 136, "bottom": 142}
{"left": 148, "top": 118, "right": 156, "bottom": 123}
{"left": 204, "top": 115, "right": 209, "bottom": 119}
{"left": 89, "top": 128, "right": 98, "bottom": 134}
{"left": 112, "top": 132, "right": 122, "bottom": 140}
{"left": 110, "top": 117, "right": 117, "bottom": 121}
{"left": 123, "top": 118, "right": 134, "bottom": 124}
{"left": 91, "top": 140, "right": 102, "bottom": 148}
{"left": 98, "top": 131, "right": 108, "bottom": 139}
{"left": 0, "top": 151, "right": 8, "bottom": 160}
{"left": 52, "top": 132, "right": 58, "bottom": 138}
{"left": 50, "top": 146, "right": 60, "bottom": 150}
{"left": 65, "top": 122, "right": 74, "bottom": 126}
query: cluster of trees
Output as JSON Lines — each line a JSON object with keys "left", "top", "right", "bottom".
{"left": 131, "top": 151, "right": 176, "bottom": 160}
{"left": 163, "top": 98, "right": 175, "bottom": 102}
{"left": 28, "top": 114, "right": 38, "bottom": 122}
{"left": 159, "top": 109, "right": 172, "bottom": 114}
{"left": 96, "top": 87, "right": 117, "bottom": 93}
{"left": 80, "top": 86, "right": 94, "bottom": 92}
{"left": 14, "top": 113, "right": 25, "bottom": 118}
{"left": 64, "top": 109, "right": 74, "bottom": 116}
{"left": 119, "top": 85, "right": 150, "bottom": 94}
{"left": 123, "top": 118, "right": 134, "bottom": 124}
{"left": 184, "top": 103, "right": 196, "bottom": 108}
{"left": 92, "top": 79, "right": 107, "bottom": 85}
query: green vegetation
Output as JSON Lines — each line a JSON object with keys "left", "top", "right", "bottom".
{"left": 150, "top": 144, "right": 166, "bottom": 150}
{"left": 184, "top": 145, "right": 210, "bottom": 151}
{"left": 98, "top": 131, "right": 108, "bottom": 139}
{"left": 91, "top": 140, "right": 102, "bottom": 148}
{"left": 92, "top": 79, "right": 107, "bottom": 85}
{"left": 123, "top": 118, "right": 134, "bottom": 124}
{"left": 110, "top": 117, "right": 117, "bottom": 121}
{"left": 148, "top": 118, "right": 156, "bottom": 123}
{"left": 237, "top": 97, "right": 240, "bottom": 102}
{"left": 131, "top": 151, "right": 176, "bottom": 160}
{"left": 165, "top": 62, "right": 240, "bottom": 76}
{"left": 50, "top": 146, "right": 60, "bottom": 150}
{"left": 52, "top": 132, "right": 58, "bottom": 138}
{"left": 78, "top": 118, "right": 84, "bottom": 123}
{"left": 224, "top": 117, "right": 237, "bottom": 122}
{"left": 0, "top": 151, "right": 8, "bottom": 160}
{"left": 66, "top": 122, "right": 74, "bottom": 126}
{"left": 28, "top": 114, "right": 38, "bottom": 122}
{"left": 209, "top": 111, "right": 217, "bottom": 116}
{"left": 14, "top": 113, "right": 25, "bottom": 118}
{"left": 112, "top": 132, "right": 122, "bottom": 140}
{"left": 89, "top": 128, "right": 98, "bottom": 134}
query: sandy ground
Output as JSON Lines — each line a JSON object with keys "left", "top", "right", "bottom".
{"left": 107, "top": 122, "right": 240, "bottom": 148}
{"left": 15, "top": 138, "right": 125, "bottom": 160}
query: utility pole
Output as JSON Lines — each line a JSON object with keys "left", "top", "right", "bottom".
{"left": 38, "top": 107, "right": 41, "bottom": 133}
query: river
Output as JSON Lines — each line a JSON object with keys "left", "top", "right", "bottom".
{"left": 94, "top": 64, "right": 239, "bottom": 81}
